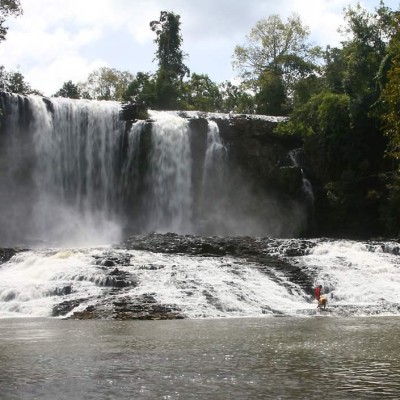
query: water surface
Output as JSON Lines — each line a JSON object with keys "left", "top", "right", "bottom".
{"left": 1, "top": 316, "right": 399, "bottom": 399}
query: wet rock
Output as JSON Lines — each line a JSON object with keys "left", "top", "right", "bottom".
{"left": 0, "top": 248, "right": 24, "bottom": 264}
{"left": 52, "top": 299, "right": 84, "bottom": 317}
{"left": 52, "top": 286, "right": 72, "bottom": 296}
{"left": 66, "top": 294, "right": 185, "bottom": 321}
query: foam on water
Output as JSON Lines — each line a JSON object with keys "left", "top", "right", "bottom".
{"left": 1, "top": 239, "right": 400, "bottom": 319}
{"left": 0, "top": 247, "right": 309, "bottom": 319}
{"left": 298, "top": 240, "right": 400, "bottom": 307}
{"left": 119, "top": 251, "right": 307, "bottom": 318}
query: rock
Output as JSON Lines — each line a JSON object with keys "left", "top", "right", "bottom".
{"left": 0, "top": 248, "right": 24, "bottom": 264}
{"left": 52, "top": 299, "right": 84, "bottom": 317}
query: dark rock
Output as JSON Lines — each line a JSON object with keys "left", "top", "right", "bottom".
{"left": 120, "top": 101, "right": 149, "bottom": 121}
{"left": 0, "top": 248, "right": 24, "bottom": 264}
{"left": 52, "top": 299, "right": 84, "bottom": 317}
{"left": 52, "top": 285, "right": 72, "bottom": 296}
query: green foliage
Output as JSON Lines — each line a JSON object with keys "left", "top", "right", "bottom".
{"left": 218, "top": 81, "right": 255, "bottom": 114}
{"left": 233, "top": 13, "right": 320, "bottom": 114}
{"left": 255, "top": 70, "right": 286, "bottom": 115}
{"left": 0, "top": 0, "right": 22, "bottom": 42}
{"left": 122, "top": 72, "right": 157, "bottom": 107}
{"left": 78, "top": 67, "right": 134, "bottom": 101}
{"left": 233, "top": 14, "right": 311, "bottom": 77}
{"left": 53, "top": 80, "right": 81, "bottom": 99}
{"left": 341, "top": 3, "right": 392, "bottom": 108}
{"left": 380, "top": 12, "right": 400, "bottom": 159}
{"left": 0, "top": 66, "right": 40, "bottom": 95}
{"left": 181, "top": 73, "right": 221, "bottom": 112}
{"left": 150, "top": 11, "right": 189, "bottom": 109}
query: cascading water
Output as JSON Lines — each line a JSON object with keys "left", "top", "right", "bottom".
{"left": 31, "top": 97, "right": 125, "bottom": 246}
{"left": 289, "top": 148, "right": 314, "bottom": 204}
{"left": 145, "top": 111, "right": 193, "bottom": 233}
{"left": 0, "top": 237, "right": 399, "bottom": 318}
{"left": 0, "top": 94, "right": 230, "bottom": 245}
{"left": 0, "top": 94, "right": 126, "bottom": 246}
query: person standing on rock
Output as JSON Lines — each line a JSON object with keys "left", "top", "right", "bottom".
{"left": 314, "top": 285, "right": 322, "bottom": 306}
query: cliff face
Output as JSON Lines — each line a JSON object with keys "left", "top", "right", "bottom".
{"left": 185, "top": 112, "right": 310, "bottom": 228}
{"left": 208, "top": 114, "right": 304, "bottom": 198}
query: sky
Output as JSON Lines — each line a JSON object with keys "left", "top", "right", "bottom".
{"left": 1, "top": 0, "right": 399, "bottom": 96}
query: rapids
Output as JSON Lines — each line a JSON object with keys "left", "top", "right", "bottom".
{"left": 0, "top": 235, "right": 399, "bottom": 319}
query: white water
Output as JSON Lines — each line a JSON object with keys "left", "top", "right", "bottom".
{"left": 289, "top": 149, "right": 314, "bottom": 204}
{"left": 33, "top": 98, "right": 125, "bottom": 246}
{"left": 0, "top": 239, "right": 399, "bottom": 319}
{"left": 0, "top": 96, "right": 232, "bottom": 245}
{"left": 0, "top": 247, "right": 306, "bottom": 319}
{"left": 1, "top": 93, "right": 310, "bottom": 245}
{"left": 146, "top": 111, "right": 193, "bottom": 233}
{"left": 296, "top": 240, "right": 400, "bottom": 308}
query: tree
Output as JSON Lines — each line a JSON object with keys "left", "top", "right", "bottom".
{"left": 78, "top": 67, "right": 134, "bottom": 101}
{"left": 340, "top": 2, "right": 393, "bottom": 110}
{"left": 255, "top": 70, "right": 286, "bottom": 115}
{"left": 181, "top": 73, "right": 221, "bottom": 112}
{"left": 122, "top": 72, "right": 157, "bottom": 107}
{"left": 233, "top": 14, "right": 319, "bottom": 114}
{"left": 0, "top": 66, "right": 40, "bottom": 95}
{"left": 381, "top": 12, "right": 400, "bottom": 157}
{"left": 53, "top": 80, "right": 81, "bottom": 99}
{"left": 150, "top": 11, "right": 190, "bottom": 109}
{"left": 0, "top": 0, "right": 22, "bottom": 43}
{"left": 275, "top": 3, "right": 396, "bottom": 236}
{"left": 218, "top": 81, "right": 255, "bottom": 114}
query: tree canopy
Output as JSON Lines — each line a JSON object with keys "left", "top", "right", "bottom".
{"left": 0, "top": 0, "right": 22, "bottom": 43}
{"left": 53, "top": 80, "right": 81, "bottom": 99}
{"left": 150, "top": 11, "right": 190, "bottom": 109}
{"left": 78, "top": 67, "right": 134, "bottom": 101}
{"left": 232, "top": 14, "right": 320, "bottom": 115}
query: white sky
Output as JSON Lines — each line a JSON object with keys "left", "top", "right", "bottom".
{"left": 1, "top": 0, "right": 399, "bottom": 96}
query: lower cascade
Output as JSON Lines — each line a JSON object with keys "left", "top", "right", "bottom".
{"left": 0, "top": 236, "right": 399, "bottom": 319}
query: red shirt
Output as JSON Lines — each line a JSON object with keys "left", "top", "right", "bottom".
{"left": 314, "top": 286, "right": 321, "bottom": 300}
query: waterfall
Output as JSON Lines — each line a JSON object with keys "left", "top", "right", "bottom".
{"left": 0, "top": 94, "right": 125, "bottom": 246}
{"left": 32, "top": 97, "right": 125, "bottom": 245}
{"left": 145, "top": 111, "right": 193, "bottom": 233}
{"left": 197, "top": 120, "right": 228, "bottom": 233}
{"left": 0, "top": 93, "right": 310, "bottom": 246}
{"left": 0, "top": 94, "right": 233, "bottom": 246}
{"left": 289, "top": 149, "right": 314, "bottom": 204}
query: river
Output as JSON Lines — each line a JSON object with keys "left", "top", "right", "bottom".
{"left": 1, "top": 316, "right": 400, "bottom": 399}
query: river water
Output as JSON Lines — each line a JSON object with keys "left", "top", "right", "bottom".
{"left": 1, "top": 316, "right": 400, "bottom": 399}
